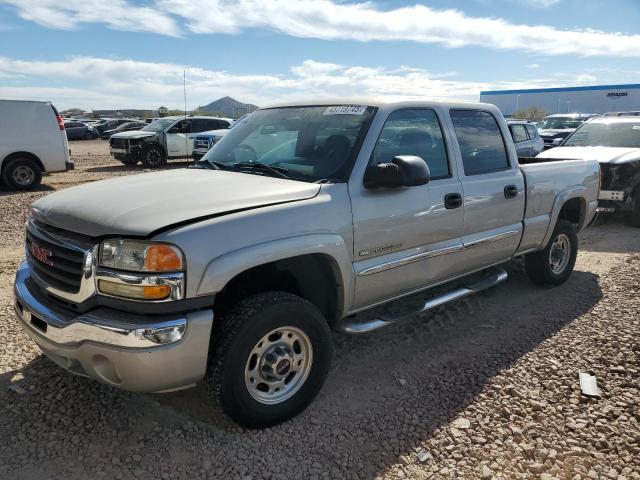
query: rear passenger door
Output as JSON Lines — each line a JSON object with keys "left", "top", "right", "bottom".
{"left": 449, "top": 110, "right": 525, "bottom": 270}
{"left": 525, "top": 124, "right": 543, "bottom": 155}
{"left": 510, "top": 124, "right": 531, "bottom": 157}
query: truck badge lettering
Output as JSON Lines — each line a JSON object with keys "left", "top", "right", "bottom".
{"left": 30, "top": 242, "right": 54, "bottom": 266}
{"left": 359, "top": 243, "right": 402, "bottom": 257}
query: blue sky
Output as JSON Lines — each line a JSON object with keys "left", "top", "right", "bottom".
{"left": 0, "top": 0, "right": 639, "bottom": 110}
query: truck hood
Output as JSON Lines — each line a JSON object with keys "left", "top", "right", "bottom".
{"left": 536, "top": 146, "right": 640, "bottom": 164}
{"left": 110, "top": 130, "right": 156, "bottom": 139}
{"left": 198, "top": 129, "right": 229, "bottom": 137}
{"left": 32, "top": 169, "right": 321, "bottom": 237}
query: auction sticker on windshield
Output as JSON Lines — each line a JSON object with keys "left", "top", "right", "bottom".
{"left": 323, "top": 105, "right": 368, "bottom": 115}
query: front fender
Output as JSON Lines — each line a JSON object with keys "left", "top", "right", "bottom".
{"left": 195, "top": 233, "right": 354, "bottom": 316}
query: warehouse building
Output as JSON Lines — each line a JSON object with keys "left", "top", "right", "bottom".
{"left": 480, "top": 83, "right": 640, "bottom": 116}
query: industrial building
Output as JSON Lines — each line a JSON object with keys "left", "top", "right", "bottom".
{"left": 480, "top": 83, "right": 640, "bottom": 116}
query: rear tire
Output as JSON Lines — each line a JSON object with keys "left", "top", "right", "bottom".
{"left": 141, "top": 145, "right": 167, "bottom": 168}
{"left": 1, "top": 158, "right": 42, "bottom": 190}
{"left": 525, "top": 219, "right": 578, "bottom": 287}
{"left": 624, "top": 190, "right": 640, "bottom": 227}
{"left": 83, "top": 131, "right": 93, "bottom": 140}
{"left": 207, "top": 292, "right": 332, "bottom": 428}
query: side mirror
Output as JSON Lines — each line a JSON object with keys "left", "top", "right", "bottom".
{"left": 364, "top": 155, "right": 430, "bottom": 189}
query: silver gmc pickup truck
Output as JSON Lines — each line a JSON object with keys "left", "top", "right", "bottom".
{"left": 14, "top": 100, "right": 599, "bottom": 427}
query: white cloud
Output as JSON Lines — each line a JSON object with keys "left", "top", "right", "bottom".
{"left": 0, "top": 55, "right": 600, "bottom": 111}
{"left": 527, "top": 64, "right": 540, "bottom": 69}
{"left": 2, "top": 0, "right": 639, "bottom": 57}
{"left": 0, "top": 0, "right": 180, "bottom": 36}
{"left": 159, "top": 0, "right": 640, "bottom": 57}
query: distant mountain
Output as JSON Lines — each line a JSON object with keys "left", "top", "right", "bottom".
{"left": 198, "top": 96, "right": 259, "bottom": 118}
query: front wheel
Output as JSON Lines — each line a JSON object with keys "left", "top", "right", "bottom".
{"left": 141, "top": 145, "right": 167, "bottom": 168}
{"left": 207, "top": 292, "right": 332, "bottom": 428}
{"left": 525, "top": 219, "right": 578, "bottom": 286}
{"left": 624, "top": 190, "right": 640, "bottom": 227}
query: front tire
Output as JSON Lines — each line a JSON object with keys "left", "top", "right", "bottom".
{"left": 525, "top": 219, "right": 578, "bottom": 286}
{"left": 207, "top": 292, "right": 333, "bottom": 428}
{"left": 2, "top": 158, "right": 42, "bottom": 190}
{"left": 141, "top": 145, "right": 167, "bottom": 168}
{"left": 624, "top": 190, "right": 640, "bottom": 227}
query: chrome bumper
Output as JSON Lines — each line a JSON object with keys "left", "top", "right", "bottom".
{"left": 14, "top": 261, "right": 214, "bottom": 393}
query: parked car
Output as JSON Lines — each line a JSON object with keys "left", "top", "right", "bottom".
{"left": 0, "top": 100, "right": 74, "bottom": 190}
{"left": 101, "top": 121, "right": 147, "bottom": 139}
{"left": 537, "top": 113, "right": 594, "bottom": 149}
{"left": 63, "top": 121, "right": 99, "bottom": 140}
{"left": 507, "top": 120, "right": 544, "bottom": 158}
{"left": 109, "top": 116, "right": 232, "bottom": 167}
{"left": 537, "top": 113, "right": 640, "bottom": 226}
{"left": 13, "top": 100, "right": 598, "bottom": 428}
{"left": 192, "top": 114, "right": 248, "bottom": 159}
{"left": 94, "top": 118, "right": 138, "bottom": 134}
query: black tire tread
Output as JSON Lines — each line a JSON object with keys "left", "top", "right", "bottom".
{"left": 525, "top": 219, "right": 577, "bottom": 287}
{"left": 206, "top": 291, "right": 331, "bottom": 428}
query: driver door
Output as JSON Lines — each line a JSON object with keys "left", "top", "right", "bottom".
{"left": 350, "top": 108, "right": 465, "bottom": 310}
{"left": 166, "top": 120, "right": 191, "bottom": 157}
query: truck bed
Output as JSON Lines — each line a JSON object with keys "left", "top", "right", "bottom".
{"left": 516, "top": 158, "right": 600, "bottom": 254}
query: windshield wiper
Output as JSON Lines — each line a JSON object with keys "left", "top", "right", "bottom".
{"left": 233, "top": 162, "right": 291, "bottom": 179}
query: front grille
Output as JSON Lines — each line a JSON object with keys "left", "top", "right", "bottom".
{"left": 110, "top": 137, "right": 128, "bottom": 149}
{"left": 194, "top": 136, "right": 211, "bottom": 149}
{"left": 25, "top": 226, "right": 86, "bottom": 294}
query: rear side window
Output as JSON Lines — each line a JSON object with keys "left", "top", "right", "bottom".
{"left": 450, "top": 110, "right": 510, "bottom": 176}
{"left": 525, "top": 124, "right": 538, "bottom": 139}
{"left": 511, "top": 124, "right": 529, "bottom": 143}
{"left": 370, "top": 109, "right": 450, "bottom": 179}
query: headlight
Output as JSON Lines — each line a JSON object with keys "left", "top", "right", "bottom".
{"left": 99, "top": 239, "right": 183, "bottom": 272}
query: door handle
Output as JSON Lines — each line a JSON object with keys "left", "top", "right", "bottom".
{"left": 444, "top": 193, "right": 463, "bottom": 209}
{"left": 504, "top": 185, "right": 518, "bottom": 199}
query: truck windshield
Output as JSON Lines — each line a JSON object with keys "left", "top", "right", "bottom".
{"left": 564, "top": 121, "right": 640, "bottom": 148}
{"left": 201, "top": 105, "right": 375, "bottom": 182}
{"left": 142, "top": 119, "right": 175, "bottom": 132}
{"left": 537, "top": 118, "right": 584, "bottom": 130}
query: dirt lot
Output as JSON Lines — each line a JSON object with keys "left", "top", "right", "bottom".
{"left": 1, "top": 140, "right": 639, "bottom": 480}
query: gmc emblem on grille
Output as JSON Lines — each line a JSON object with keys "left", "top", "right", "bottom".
{"left": 30, "top": 242, "right": 54, "bottom": 266}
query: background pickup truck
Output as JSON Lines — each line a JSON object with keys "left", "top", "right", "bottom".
{"left": 109, "top": 115, "right": 231, "bottom": 168}
{"left": 14, "top": 100, "right": 599, "bottom": 428}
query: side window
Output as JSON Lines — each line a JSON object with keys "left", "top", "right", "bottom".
{"left": 512, "top": 125, "right": 528, "bottom": 143}
{"left": 525, "top": 124, "right": 538, "bottom": 139}
{"left": 450, "top": 110, "right": 510, "bottom": 176}
{"left": 215, "top": 120, "right": 230, "bottom": 129}
{"left": 370, "top": 109, "right": 450, "bottom": 179}
{"left": 190, "top": 119, "right": 206, "bottom": 133}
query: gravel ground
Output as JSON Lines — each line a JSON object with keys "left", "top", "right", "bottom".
{"left": 0, "top": 140, "right": 639, "bottom": 479}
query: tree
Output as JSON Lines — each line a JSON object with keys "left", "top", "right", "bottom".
{"left": 513, "top": 106, "right": 549, "bottom": 121}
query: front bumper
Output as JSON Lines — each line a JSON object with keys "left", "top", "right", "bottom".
{"left": 14, "top": 261, "right": 214, "bottom": 393}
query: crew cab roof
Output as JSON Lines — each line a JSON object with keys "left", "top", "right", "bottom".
{"left": 262, "top": 98, "right": 501, "bottom": 112}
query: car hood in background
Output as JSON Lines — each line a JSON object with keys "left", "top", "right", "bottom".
{"left": 110, "top": 130, "right": 156, "bottom": 139}
{"left": 538, "top": 129, "right": 575, "bottom": 137}
{"left": 536, "top": 146, "right": 640, "bottom": 164}
{"left": 32, "top": 169, "right": 321, "bottom": 237}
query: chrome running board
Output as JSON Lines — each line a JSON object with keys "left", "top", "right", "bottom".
{"left": 338, "top": 267, "right": 508, "bottom": 334}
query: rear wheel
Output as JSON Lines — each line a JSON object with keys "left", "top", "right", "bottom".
{"left": 624, "top": 190, "right": 640, "bottom": 227}
{"left": 83, "top": 131, "right": 93, "bottom": 140}
{"left": 207, "top": 292, "right": 332, "bottom": 428}
{"left": 2, "top": 158, "right": 42, "bottom": 190}
{"left": 525, "top": 219, "right": 578, "bottom": 286}
{"left": 141, "top": 145, "right": 167, "bottom": 168}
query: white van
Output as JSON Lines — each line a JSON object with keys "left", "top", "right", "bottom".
{"left": 0, "top": 100, "right": 73, "bottom": 190}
